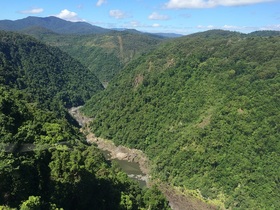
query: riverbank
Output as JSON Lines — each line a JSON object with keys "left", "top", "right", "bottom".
{"left": 69, "top": 107, "right": 218, "bottom": 210}
{"left": 69, "top": 106, "right": 150, "bottom": 183}
{"left": 84, "top": 131, "right": 150, "bottom": 184}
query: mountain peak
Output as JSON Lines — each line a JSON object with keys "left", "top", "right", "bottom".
{"left": 0, "top": 16, "right": 111, "bottom": 35}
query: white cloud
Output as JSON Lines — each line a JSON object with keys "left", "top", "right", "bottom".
{"left": 96, "top": 0, "right": 106, "bottom": 7}
{"left": 152, "top": 23, "right": 161, "bottom": 27}
{"left": 19, "top": 8, "right": 44, "bottom": 14}
{"left": 197, "top": 24, "right": 215, "bottom": 29}
{"left": 222, "top": 24, "right": 249, "bottom": 31}
{"left": 124, "top": 21, "right": 164, "bottom": 29}
{"left": 122, "top": 21, "right": 148, "bottom": 29}
{"left": 129, "top": 21, "right": 143, "bottom": 27}
{"left": 109, "top": 10, "right": 127, "bottom": 19}
{"left": 223, "top": 24, "right": 239, "bottom": 29}
{"left": 260, "top": 24, "right": 280, "bottom": 30}
{"left": 55, "top": 9, "right": 85, "bottom": 22}
{"left": 148, "top": 12, "right": 169, "bottom": 20}
{"left": 165, "top": 0, "right": 274, "bottom": 9}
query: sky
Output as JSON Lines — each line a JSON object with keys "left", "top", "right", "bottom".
{"left": 1, "top": 0, "right": 280, "bottom": 35}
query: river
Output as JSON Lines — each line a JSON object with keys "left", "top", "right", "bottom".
{"left": 101, "top": 149, "right": 147, "bottom": 188}
{"left": 69, "top": 106, "right": 149, "bottom": 187}
{"left": 69, "top": 106, "right": 218, "bottom": 210}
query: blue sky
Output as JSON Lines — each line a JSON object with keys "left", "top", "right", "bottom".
{"left": 1, "top": 0, "right": 280, "bottom": 34}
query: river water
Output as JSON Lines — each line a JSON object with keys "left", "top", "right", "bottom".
{"left": 68, "top": 107, "right": 148, "bottom": 188}
{"left": 69, "top": 107, "right": 216, "bottom": 210}
{"left": 101, "top": 150, "right": 147, "bottom": 188}
{"left": 114, "top": 159, "right": 147, "bottom": 187}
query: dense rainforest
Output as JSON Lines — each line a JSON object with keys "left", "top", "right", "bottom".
{"left": 0, "top": 31, "right": 170, "bottom": 209}
{"left": 30, "top": 30, "right": 164, "bottom": 84}
{"left": 83, "top": 30, "right": 280, "bottom": 209}
{"left": 0, "top": 31, "right": 104, "bottom": 109}
{"left": 0, "top": 16, "right": 165, "bottom": 84}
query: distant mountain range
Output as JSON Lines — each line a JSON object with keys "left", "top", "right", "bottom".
{"left": 112, "top": 28, "right": 183, "bottom": 38}
{"left": 1, "top": 16, "right": 280, "bottom": 38}
{"left": 0, "top": 16, "right": 110, "bottom": 34}
{"left": 0, "top": 16, "right": 183, "bottom": 37}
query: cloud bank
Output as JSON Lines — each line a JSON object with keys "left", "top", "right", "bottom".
{"left": 165, "top": 0, "right": 274, "bottom": 8}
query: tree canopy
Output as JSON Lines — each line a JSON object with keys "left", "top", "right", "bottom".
{"left": 83, "top": 30, "right": 280, "bottom": 209}
{"left": 30, "top": 31, "right": 164, "bottom": 84}
{"left": 0, "top": 31, "right": 103, "bottom": 109}
{"left": 0, "top": 31, "right": 169, "bottom": 209}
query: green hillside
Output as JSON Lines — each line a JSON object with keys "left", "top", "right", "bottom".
{"left": 0, "top": 87, "right": 169, "bottom": 209}
{"left": 0, "top": 17, "right": 167, "bottom": 84}
{"left": 0, "top": 31, "right": 103, "bottom": 108}
{"left": 30, "top": 31, "right": 164, "bottom": 84}
{"left": 249, "top": 30, "right": 280, "bottom": 37}
{"left": 0, "top": 31, "right": 169, "bottom": 209}
{"left": 83, "top": 30, "right": 280, "bottom": 209}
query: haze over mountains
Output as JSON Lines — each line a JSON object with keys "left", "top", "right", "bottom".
{"left": 0, "top": 15, "right": 280, "bottom": 209}
{"left": 0, "top": 16, "right": 110, "bottom": 34}
{"left": 0, "top": 16, "right": 183, "bottom": 37}
{"left": 1, "top": 16, "right": 279, "bottom": 85}
{"left": 0, "top": 16, "right": 180, "bottom": 84}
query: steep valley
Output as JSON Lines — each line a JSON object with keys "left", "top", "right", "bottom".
{"left": 69, "top": 106, "right": 218, "bottom": 210}
{"left": 82, "top": 30, "right": 280, "bottom": 209}
{"left": 0, "top": 25, "right": 280, "bottom": 209}
{"left": 0, "top": 31, "right": 170, "bottom": 209}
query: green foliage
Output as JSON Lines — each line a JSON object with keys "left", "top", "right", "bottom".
{"left": 0, "top": 31, "right": 103, "bottom": 108}
{"left": 143, "top": 186, "right": 172, "bottom": 210}
{"left": 83, "top": 31, "right": 280, "bottom": 209}
{"left": 0, "top": 85, "right": 79, "bottom": 145}
{"left": 120, "top": 192, "right": 133, "bottom": 210}
{"left": 20, "top": 196, "right": 41, "bottom": 210}
{"left": 249, "top": 30, "right": 280, "bottom": 37}
{"left": 0, "top": 206, "right": 16, "bottom": 210}
{"left": 32, "top": 31, "right": 164, "bottom": 83}
{"left": 0, "top": 31, "right": 169, "bottom": 210}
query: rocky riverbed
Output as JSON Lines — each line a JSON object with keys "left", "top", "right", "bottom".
{"left": 84, "top": 131, "right": 150, "bottom": 184}
{"left": 69, "top": 106, "right": 218, "bottom": 210}
{"left": 69, "top": 106, "right": 150, "bottom": 183}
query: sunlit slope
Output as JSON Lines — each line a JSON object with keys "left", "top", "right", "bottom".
{"left": 34, "top": 31, "right": 164, "bottom": 84}
{"left": 83, "top": 30, "right": 280, "bottom": 209}
{"left": 0, "top": 31, "right": 169, "bottom": 210}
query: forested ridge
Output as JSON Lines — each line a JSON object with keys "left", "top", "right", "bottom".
{"left": 1, "top": 28, "right": 280, "bottom": 209}
{"left": 30, "top": 31, "right": 164, "bottom": 84}
{"left": 0, "top": 31, "right": 104, "bottom": 109}
{"left": 0, "top": 16, "right": 177, "bottom": 85}
{"left": 83, "top": 30, "right": 280, "bottom": 209}
{"left": 0, "top": 31, "right": 170, "bottom": 209}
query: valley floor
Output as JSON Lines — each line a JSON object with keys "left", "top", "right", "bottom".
{"left": 69, "top": 107, "right": 218, "bottom": 210}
